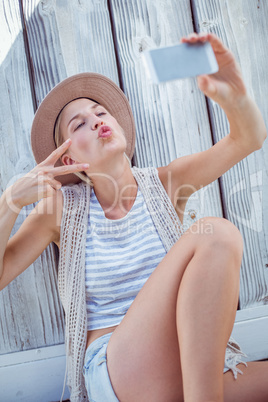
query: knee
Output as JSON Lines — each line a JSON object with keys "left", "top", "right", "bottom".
{"left": 188, "top": 217, "right": 243, "bottom": 261}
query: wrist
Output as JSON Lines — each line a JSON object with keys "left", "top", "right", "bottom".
{"left": 3, "top": 186, "right": 24, "bottom": 214}
{"left": 222, "top": 91, "right": 250, "bottom": 115}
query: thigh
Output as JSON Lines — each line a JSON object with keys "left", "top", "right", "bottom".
{"left": 106, "top": 217, "right": 242, "bottom": 401}
{"left": 83, "top": 333, "right": 118, "bottom": 402}
{"left": 224, "top": 361, "right": 268, "bottom": 402}
{"left": 107, "top": 222, "right": 200, "bottom": 402}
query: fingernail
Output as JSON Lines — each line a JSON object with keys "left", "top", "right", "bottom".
{"left": 65, "top": 139, "right": 71, "bottom": 144}
{"left": 82, "top": 164, "right": 89, "bottom": 168}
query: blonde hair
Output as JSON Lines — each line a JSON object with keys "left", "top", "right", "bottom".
{"left": 54, "top": 104, "right": 131, "bottom": 187}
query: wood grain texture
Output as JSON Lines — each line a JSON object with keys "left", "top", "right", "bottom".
{"left": 231, "top": 305, "right": 268, "bottom": 361}
{"left": 0, "top": 344, "right": 70, "bottom": 401}
{"left": 190, "top": 0, "right": 268, "bottom": 308}
{"left": 22, "top": 0, "right": 120, "bottom": 104}
{"left": 0, "top": 0, "right": 64, "bottom": 354}
{"left": 1, "top": 0, "right": 267, "bottom": 360}
{"left": 2, "top": 0, "right": 122, "bottom": 352}
{"left": 109, "top": 0, "right": 223, "bottom": 230}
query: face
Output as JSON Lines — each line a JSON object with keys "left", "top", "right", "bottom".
{"left": 60, "top": 98, "right": 127, "bottom": 171}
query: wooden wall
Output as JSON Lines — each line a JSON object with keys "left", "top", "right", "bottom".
{"left": 0, "top": 0, "right": 267, "bottom": 358}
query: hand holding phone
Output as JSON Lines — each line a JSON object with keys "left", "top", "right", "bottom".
{"left": 142, "top": 41, "right": 219, "bottom": 84}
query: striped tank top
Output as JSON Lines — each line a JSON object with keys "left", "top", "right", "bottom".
{"left": 85, "top": 186, "right": 167, "bottom": 330}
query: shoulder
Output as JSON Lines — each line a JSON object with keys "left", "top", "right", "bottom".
{"left": 132, "top": 165, "right": 172, "bottom": 193}
{"left": 157, "top": 158, "right": 194, "bottom": 200}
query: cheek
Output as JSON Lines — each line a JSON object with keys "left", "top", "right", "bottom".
{"left": 73, "top": 132, "right": 92, "bottom": 149}
{"left": 120, "top": 129, "right": 127, "bottom": 149}
{"left": 111, "top": 118, "right": 126, "bottom": 141}
{"left": 76, "top": 137, "right": 89, "bottom": 148}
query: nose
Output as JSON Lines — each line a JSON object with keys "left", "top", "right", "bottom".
{"left": 91, "top": 116, "right": 104, "bottom": 131}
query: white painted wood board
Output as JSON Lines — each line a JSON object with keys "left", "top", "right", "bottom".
{"left": 0, "top": 344, "right": 70, "bottom": 402}
{"left": 0, "top": 1, "right": 267, "bottom": 399}
{"left": 231, "top": 305, "right": 268, "bottom": 362}
{"left": 22, "top": 0, "right": 120, "bottom": 104}
{"left": 0, "top": 0, "right": 64, "bottom": 355}
{"left": 191, "top": 0, "right": 268, "bottom": 308}
{"left": 109, "top": 0, "right": 224, "bottom": 230}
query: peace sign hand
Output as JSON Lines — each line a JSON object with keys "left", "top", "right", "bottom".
{"left": 7, "top": 139, "right": 89, "bottom": 211}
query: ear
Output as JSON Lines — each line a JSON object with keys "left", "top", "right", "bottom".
{"left": 61, "top": 154, "right": 76, "bottom": 166}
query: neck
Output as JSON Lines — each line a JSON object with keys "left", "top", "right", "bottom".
{"left": 90, "top": 157, "right": 137, "bottom": 218}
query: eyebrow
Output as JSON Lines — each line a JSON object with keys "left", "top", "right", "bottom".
{"left": 67, "top": 103, "right": 100, "bottom": 127}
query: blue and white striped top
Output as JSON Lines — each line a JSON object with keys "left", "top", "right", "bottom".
{"left": 85, "top": 186, "right": 167, "bottom": 330}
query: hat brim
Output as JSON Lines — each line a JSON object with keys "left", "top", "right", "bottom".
{"left": 31, "top": 72, "right": 135, "bottom": 185}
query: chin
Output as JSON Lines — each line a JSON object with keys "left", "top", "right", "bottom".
{"left": 104, "top": 139, "right": 126, "bottom": 156}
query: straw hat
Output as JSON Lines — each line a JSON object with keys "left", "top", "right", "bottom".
{"left": 31, "top": 72, "right": 136, "bottom": 185}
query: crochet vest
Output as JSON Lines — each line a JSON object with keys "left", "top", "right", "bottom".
{"left": 58, "top": 166, "right": 245, "bottom": 402}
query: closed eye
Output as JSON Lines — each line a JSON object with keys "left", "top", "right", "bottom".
{"left": 74, "top": 111, "right": 106, "bottom": 131}
{"left": 74, "top": 122, "right": 85, "bottom": 131}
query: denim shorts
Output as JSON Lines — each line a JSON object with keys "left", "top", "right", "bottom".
{"left": 83, "top": 332, "right": 119, "bottom": 402}
{"left": 83, "top": 333, "right": 241, "bottom": 401}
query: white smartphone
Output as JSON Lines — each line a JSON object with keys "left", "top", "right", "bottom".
{"left": 142, "top": 41, "right": 219, "bottom": 83}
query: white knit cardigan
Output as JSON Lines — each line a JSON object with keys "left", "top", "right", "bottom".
{"left": 58, "top": 166, "right": 246, "bottom": 402}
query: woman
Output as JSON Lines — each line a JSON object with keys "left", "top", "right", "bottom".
{"left": 0, "top": 33, "right": 267, "bottom": 402}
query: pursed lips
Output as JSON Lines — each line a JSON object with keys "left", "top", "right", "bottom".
{"left": 98, "top": 125, "right": 112, "bottom": 138}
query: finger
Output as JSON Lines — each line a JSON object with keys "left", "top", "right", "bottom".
{"left": 206, "top": 33, "right": 228, "bottom": 53}
{"left": 39, "top": 173, "right": 62, "bottom": 189}
{"left": 188, "top": 33, "right": 199, "bottom": 42}
{"left": 181, "top": 32, "right": 209, "bottom": 44}
{"left": 197, "top": 75, "right": 217, "bottom": 98}
{"left": 185, "top": 33, "right": 199, "bottom": 42}
{"left": 50, "top": 163, "right": 90, "bottom": 177}
{"left": 41, "top": 139, "right": 72, "bottom": 165}
{"left": 48, "top": 178, "right": 62, "bottom": 190}
{"left": 43, "top": 183, "right": 56, "bottom": 199}
{"left": 181, "top": 33, "right": 199, "bottom": 43}
{"left": 198, "top": 32, "right": 209, "bottom": 42}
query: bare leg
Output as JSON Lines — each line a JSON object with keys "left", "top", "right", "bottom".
{"left": 224, "top": 361, "right": 268, "bottom": 401}
{"left": 176, "top": 230, "right": 242, "bottom": 401}
{"left": 107, "top": 217, "right": 243, "bottom": 402}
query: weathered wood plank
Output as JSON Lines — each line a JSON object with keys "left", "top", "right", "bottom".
{"left": 0, "top": 3, "right": 266, "bottom": 399}
{"left": 231, "top": 305, "right": 268, "bottom": 361}
{"left": 109, "top": 0, "right": 223, "bottom": 230}
{"left": 0, "top": 0, "right": 65, "bottom": 354}
{"left": 191, "top": 0, "right": 268, "bottom": 308}
{"left": 0, "top": 344, "right": 70, "bottom": 401}
{"left": 22, "top": 0, "right": 120, "bottom": 104}
{"left": 1, "top": 0, "right": 120, "bottom": 353}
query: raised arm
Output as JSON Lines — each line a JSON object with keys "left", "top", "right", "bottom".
{"left": 158, "top": 33, "right": 267, "bottom": 216}
{"left": 0, "top": 139, "right": 88, "bottom": 290}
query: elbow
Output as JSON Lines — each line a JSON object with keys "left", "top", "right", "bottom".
{"left": 0, "top": 264, "right": 7, "bottom": 292}
{"left": 262, "top": 129, "right": 267, "bottom": 146}
{"left": 0, "top": 272, "right": 3, "bottom": 292}
{"left": 248, "top": 127, "right": 267, "bottom": 152}
{"left": 255, "top": 130, "right": 267, "bottom": 150}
